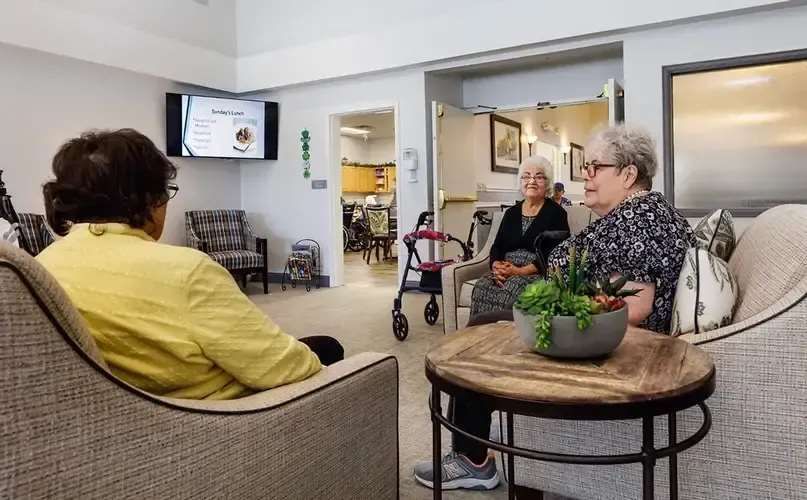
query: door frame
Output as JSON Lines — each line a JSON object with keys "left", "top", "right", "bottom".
{"left": 328, "top": 103, "right": 400, "bottom": 287}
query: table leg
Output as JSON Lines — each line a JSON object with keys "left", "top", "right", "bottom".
{"left": 506, "top": 412, "right": 516, "bottom": 500}
{"left": 642, "top": 416, "right": 655, "bottom": 500}
{"left": 431, "top": 388, "right": 442, "bottom": 500}
{"left": 668, "top": 413, "right": 678, "bottom": 500}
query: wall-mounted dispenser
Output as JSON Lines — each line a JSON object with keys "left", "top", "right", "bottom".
{"left": 401, "top": 148, "right": 418, "bottom": 183}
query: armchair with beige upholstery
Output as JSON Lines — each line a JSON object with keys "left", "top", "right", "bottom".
{"left": 512, "top": 204, "right": 807, "bottom": 499}
{"left": 442, "top": 205, "right": 598, "bottom": 333}
{"left": 0, "top": 242, "right": 399, "bottom": 499}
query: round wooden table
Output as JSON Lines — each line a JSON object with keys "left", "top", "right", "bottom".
{"left": 425, "top": 322, "right": 715, "bottom": 500}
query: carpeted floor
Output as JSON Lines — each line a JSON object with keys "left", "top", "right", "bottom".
{"left": 248, "top": 252, "right": 509, "bottom": 500}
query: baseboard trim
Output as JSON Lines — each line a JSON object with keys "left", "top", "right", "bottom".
{"left": 250, "top": 273, "right": 331, "bottom": 288}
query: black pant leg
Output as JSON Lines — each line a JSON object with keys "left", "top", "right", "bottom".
{"left": 451, "top": 392, "right": 494, "bottom": 464}
{"left": 298, "top": 335, "right": 344, "bottom": 365}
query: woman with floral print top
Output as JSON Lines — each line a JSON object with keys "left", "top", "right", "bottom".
{"left": 548, "top": 126, "right": 694, "bottom": 333}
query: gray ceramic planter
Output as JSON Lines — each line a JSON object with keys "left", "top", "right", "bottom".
{"left": 513, "top": 306, "right": 628, "bottom": 358}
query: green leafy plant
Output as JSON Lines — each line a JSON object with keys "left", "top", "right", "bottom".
{"left": 514, "top": 247, "right": 638, "bottom": 349}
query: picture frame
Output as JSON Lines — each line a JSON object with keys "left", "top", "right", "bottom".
{"left": 490, "top": 114, "right": 522, "bottom": 174}
{"left": 569, "top": 142, "right": 586, "bottom": 182}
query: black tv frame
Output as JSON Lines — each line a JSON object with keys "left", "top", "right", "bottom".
{"left": 166, "top": 93, "right": 278, "bottom": 160}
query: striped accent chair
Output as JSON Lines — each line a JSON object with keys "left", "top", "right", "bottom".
{"left": 185, "top": 210, "right": 269, "bottom": 294}
{"left": 16, "top": 213, "right": 55, "bottom": 256}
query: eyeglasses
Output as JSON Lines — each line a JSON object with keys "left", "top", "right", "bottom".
{"left": 166, "top": 183, "right": 179, "bottom": 200}
{"left": 582, "top": 161, "right": 619, "bottom": 178}
{"left": 520, "top": 174, "right": 548, "bottom": 184}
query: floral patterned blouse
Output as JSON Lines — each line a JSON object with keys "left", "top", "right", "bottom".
{"left": 547, "top": 192, "right": 695, "bottom": 333}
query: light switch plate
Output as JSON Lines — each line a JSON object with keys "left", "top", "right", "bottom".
{"left": 311, "top": 179, "right": 327, "bottom": 189}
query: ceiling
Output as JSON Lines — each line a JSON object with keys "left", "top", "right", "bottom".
{"left": 673, "top": 58, "right": 807, "bottom": 149}
{"left": 341, "top": 112, "right": 395, "bottom": 139}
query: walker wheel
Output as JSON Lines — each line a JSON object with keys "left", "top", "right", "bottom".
{"left": 424, "top": 296, "right": 439, "bottom": 325}
{"left": 392, "top": 312, "right": 409, "bottom": 341}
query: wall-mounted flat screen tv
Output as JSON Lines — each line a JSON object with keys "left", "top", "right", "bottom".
{"left": 166, "top": 93, "right": 278, "bottom": 160}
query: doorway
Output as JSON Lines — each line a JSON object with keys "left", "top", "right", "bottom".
{"left": 330, "top": 107, "right": 399, "bottom": 289}
{"left": 431, "top": 79, "right": 622, "bottom": 256}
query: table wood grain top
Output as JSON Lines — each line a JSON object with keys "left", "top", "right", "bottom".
{"left": 425, "top": 322, "right": 714, "bottom": 408}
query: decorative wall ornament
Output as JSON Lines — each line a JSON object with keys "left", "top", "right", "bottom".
{"left": 300, "top": 129, "right": 311, "bottom": 178}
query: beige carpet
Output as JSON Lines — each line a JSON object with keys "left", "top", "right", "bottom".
{"left": 248, "top": 252, "right": 509, "bottom": 499}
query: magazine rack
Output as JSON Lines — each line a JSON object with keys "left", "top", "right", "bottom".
{"left": 281, "top": 239, "right": 321, "bottom": 292}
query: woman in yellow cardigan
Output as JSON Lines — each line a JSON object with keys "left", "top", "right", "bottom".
{"left": 38, "top": 129, "right": 341, "bottom": 400}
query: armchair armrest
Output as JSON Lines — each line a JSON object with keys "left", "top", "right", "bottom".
{"left": 441, "top": 213, "right": 504, "bottom": 333}
{"left": 241, "top": 214, "right": 261, "bottom": 253}
{"left": 441, "top": 253, "right": 493, "bottom": 333}
{"left": 678, "top": 277, "right": 807, "bottom": 346}
{"left": 185, "top": 223, "right": 207, "bottom": 252}
{"left": 153, "top": 353, "right": 399, "bottom": 498}
{"left": 159, "top": 352, "right": 396, "bottom": 412}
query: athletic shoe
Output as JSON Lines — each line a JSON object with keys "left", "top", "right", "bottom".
{"left": 413, "top": 451, "right": 500, "bottom": 490}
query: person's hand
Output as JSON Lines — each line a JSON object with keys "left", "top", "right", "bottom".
{"left": 492, "top": 261, "right": 514, "bottom": 286}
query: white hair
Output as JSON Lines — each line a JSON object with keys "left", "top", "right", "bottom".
{"left": 589, "top": 125, "right": 657, "bottom": 189}
{"left": 516, "top": 155, "right": 554, "bottom": 196}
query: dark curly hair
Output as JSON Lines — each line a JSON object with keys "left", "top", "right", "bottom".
{"left": 43, "top": 129, "right": 177, "bottom": 235}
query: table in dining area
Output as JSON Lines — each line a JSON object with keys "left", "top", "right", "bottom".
{"left": 425, "top": 322, "right": 716, "bottom": 500}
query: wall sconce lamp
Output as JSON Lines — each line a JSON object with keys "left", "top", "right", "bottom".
{"left": 526, "top": 134, "right": 538, "bottom": 155}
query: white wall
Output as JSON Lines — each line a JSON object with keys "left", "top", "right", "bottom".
{"left": 239, "top": 70, "right": 428, "bottom": 281}
{"left": 234, "top": 0, "right": 786, "bottom": 91}
{"left": 339, "top": 136, "right": 395, "bottom": 165}
{"left": 367, "top": 138, "right": 395, "bottom": 164}
{"left": 340, "top": 136, "right": 369, "bottom": 164}
{"left": 623, "top": 3, "right": 807, "bottom": 193}
{"left": 0, "top": 42, "right": 242, "bottom": 245}
{"left": 0, "top": 0, "right": 236, "bottom": 90}
{"left": 462, "top": 55, "right": 623, "bottom": 110}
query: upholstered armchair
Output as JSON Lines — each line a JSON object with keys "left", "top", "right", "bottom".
{"left": 185, "top": 209, "right": 269, "bottom": 294}
{"left": 0, "top": 242, "right": 399, "bottom": 499}
{"left": 16, "top": 213, "right": 55, "bottom": 256}
{"left": 441, "top": 205, "right": 599, "bottom": 333}
{"left": 511, "top": 204, "right": 807, "bottom": 499}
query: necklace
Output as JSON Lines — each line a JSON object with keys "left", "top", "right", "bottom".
{"left": 622, "top": 189, "right": 649, "bottom": 205}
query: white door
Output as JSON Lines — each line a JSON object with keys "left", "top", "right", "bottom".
{"left": 608, "top": 78, "right": 625, "bottom": 125}
{"left": 431, "top": 102, "right": 477, "bottom": 260}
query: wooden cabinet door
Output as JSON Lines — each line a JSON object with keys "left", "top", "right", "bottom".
{"left": 385, "top": 167, "right": 396, "bottom": 193}
{"left": 364, "top": 168, "right": 376, "bottom": 192}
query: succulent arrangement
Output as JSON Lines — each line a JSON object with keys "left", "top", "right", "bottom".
{"left": 514, "top": 247, "right": 638, "bottom": 349}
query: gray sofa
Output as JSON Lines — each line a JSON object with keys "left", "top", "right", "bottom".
{"left": 512, "top": 204, "right": 807, "bottom": 499}
{"left": 0, "top": 242, "right": 399, "bottom": 499}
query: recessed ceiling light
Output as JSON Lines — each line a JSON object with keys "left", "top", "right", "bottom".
{"left": 724, "top": 76, "right": 772, "bottom": 87}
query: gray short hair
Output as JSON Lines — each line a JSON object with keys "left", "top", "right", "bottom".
{"left": 517, "top": 155, "right": 553, "bottom": 194}
{"left": 590, "top": 125, "right": 656, "bottom": 189}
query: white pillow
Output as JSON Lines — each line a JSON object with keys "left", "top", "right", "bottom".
{"left": 670, "top": 247, "right": 737, "bottom": 336}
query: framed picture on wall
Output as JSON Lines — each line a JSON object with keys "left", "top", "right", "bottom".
{"left": 569, "top": 142, "right": 586, "bottom": 182}
{"left": 490, "top": 114, "right": 521, "bottom": 174}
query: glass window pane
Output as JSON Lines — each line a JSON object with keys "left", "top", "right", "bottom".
{"left": 672, "top": 59, "right": 807, "bottom": 211}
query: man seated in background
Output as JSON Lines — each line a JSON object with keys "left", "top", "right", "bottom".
{"left": 37, "top": 128, "right": 342, "bottom": 399}
{"left": 552, "top": 182, "right": 573, "bottom": 207}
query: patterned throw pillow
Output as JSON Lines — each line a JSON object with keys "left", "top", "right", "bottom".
{"left": 670, "top": 247, "right": 738, "bottom": 336}
{"left": 693, "top": 209, "right": 735, "bottom": 261}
